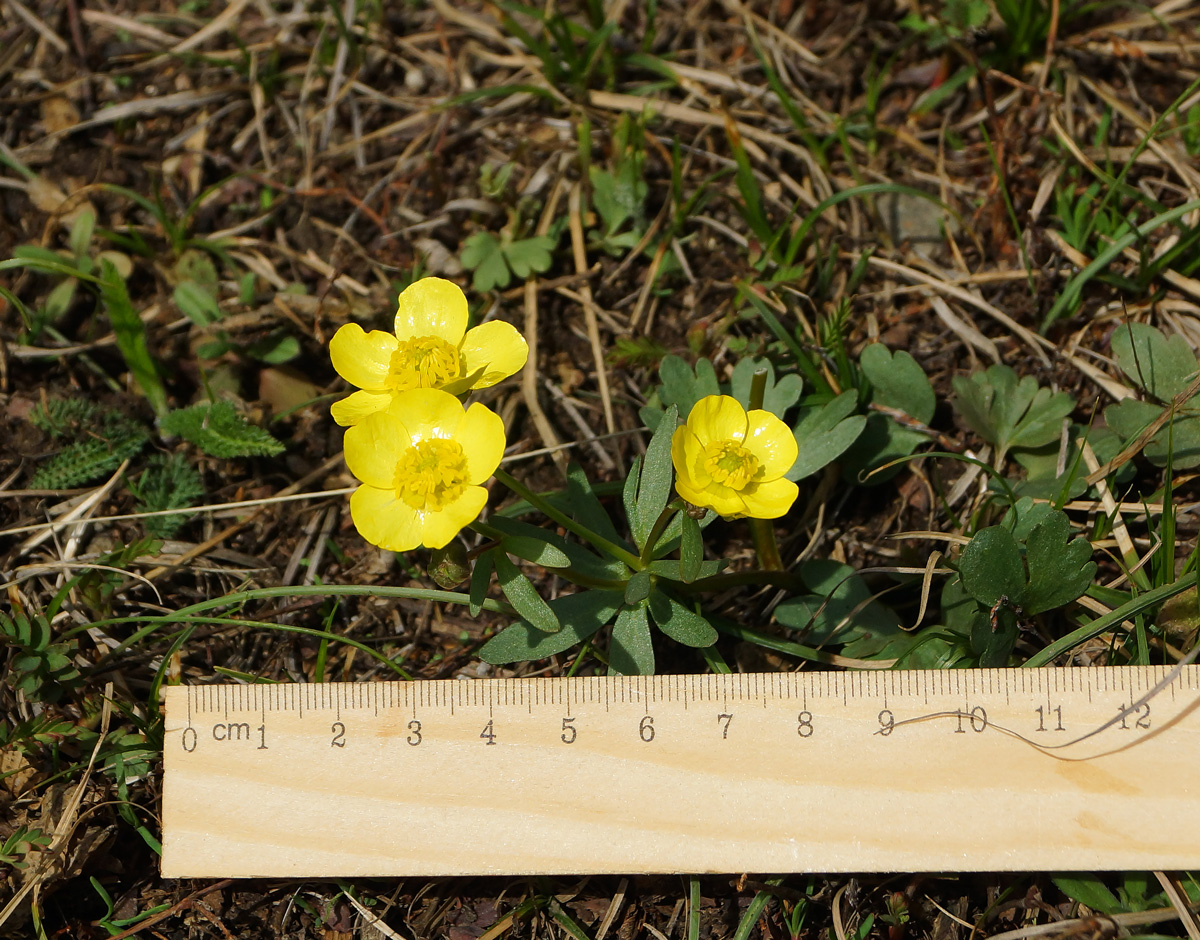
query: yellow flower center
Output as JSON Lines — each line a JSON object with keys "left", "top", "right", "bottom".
{"left": 703, "top": 439, "right": 759, "bottom": 490}
{"left": 394, "top": 438, "right": 470, "bottom": 511}
{"left": 387, "top": 336, "right": 460, "bottom": 390}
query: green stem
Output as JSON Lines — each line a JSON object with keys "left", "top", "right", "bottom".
{"left": 700, "top": 644, "right": 732, "bottom": 674}
{"left": 74, "top": 584, "right": 516, "bottom": 660}
{"left": 746, "top": 368, "right": 785, "bottom": 572}
{"left": 639, "top": 504, "right": 678, "bottom": 565}
{"left": 493, "top": 467, "right": 642, "bottom": 571}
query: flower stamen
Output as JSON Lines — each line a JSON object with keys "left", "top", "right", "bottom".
{"left": 702, "top": 439, "right": 759, "bottom": 490}
{"left": 395, "top": 438, "right": 469, "bottom": 511}
{"left": 387, "top": 336, "right": 460, "bottom": 391}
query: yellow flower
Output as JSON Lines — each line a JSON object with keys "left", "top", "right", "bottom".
{"left": 671, "top": 395, "right": 799, "bottom": 519}
{"left": 343, "top": 388, "right": 505, "bottom": 551}
{"left": 330, "top": 277, "right": 528, "bottom": 426}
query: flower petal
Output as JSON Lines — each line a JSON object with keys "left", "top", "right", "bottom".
{"left": 675, "top": 476, "right": 746, "bottom": 518}
{"left": 350, "top": 485, "right": 423, "bottom": 552}
{"left": 457, "top": 321, "right": 528, "bottom": 389}
{"left": 687, "top": 395, "right": 748, "bottom": 445}
{"left": 458, "top": 402, "right": 506, "bottom": 484}
{"left": 382, "top": 388, "right": 464, "bottom": 444}
{"left": 739, "top": 477, "right": 799, "bottom": 519}
{"left": 394, "top": 277, "right": 468, "bottom": 345}
{"left": 330, "top": 323, "right": 396, "bottom": 391}
{"left": 344, "top": 411, "right": 408, "bottom": 489}
{"left": 419, "top": 485, "right": 489, "bottom": 549}
{"left": 331, "top": 389, "right": 393, "bottom": 427}
{"left": 671, "top": 425, "right": 711, "bottom": 488}
{"left": 745, "top": 409, "right": 799, "bottom": 481}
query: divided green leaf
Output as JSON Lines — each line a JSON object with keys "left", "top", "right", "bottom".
{"left": 951, "top": 364, "right": 1074, "bottom": 461}
{"left": 494, "top": 551, "right": 561, "bottom": 633}
{"left": 161, "top": 401, "right": 285, "bottom": 458}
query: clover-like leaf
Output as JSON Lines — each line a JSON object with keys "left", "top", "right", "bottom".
{"left": 503, "top": 234, "right": 556, "bottom": 278}
{"left": 1111, "top": 322, "right": 1198, "bottom": 401}
{"left": 958, "top": 526, "right": 1026, "bottom": 609}
{"left": 1105, "top": 396, "right": 1200, "bottom": 469}
{"left": 729, "top": 357, "right": 803, "bottom": 418}
{"left": 461, "top": 232, "right": 511, "bottom": 292}
{"left": 952, "top": 364, "right": 1074, "bottom": 461}
{"left": 860, "top": 344, "right": 936, "bottom": 423}
{"left": 1022, "top": 510, "right": 1096, "bottom": 615}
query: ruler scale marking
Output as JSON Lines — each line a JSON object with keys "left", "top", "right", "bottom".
{"left": 162, "top": 667, "right": 1200, "bottom": 877}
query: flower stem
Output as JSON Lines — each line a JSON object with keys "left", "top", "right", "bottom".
{"left": 492, "top": 467, "right": 643, "bottom": 572}
{"left": 747, "top": 367, "right": 785, "bottom": 572}
{"left": 639, "top": 504, "right": 678, "bottom": 565}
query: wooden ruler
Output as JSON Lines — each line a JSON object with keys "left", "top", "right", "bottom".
{"left": 161, "top": 666, "right": 1200, "bottom": 878}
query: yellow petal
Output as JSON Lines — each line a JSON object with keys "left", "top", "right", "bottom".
{"left": 458, "top": 321, "right": 528, "bottom": 389}
{"left": 739, "top": 477, "right": 799, "bottom": 519}
{"left": 675, "top": 476, "right": 746, "bottom": 518}
{"left": 687, "top": 395, "right": 747, "bottom": 445}
{"left": 393, "top": 277, "right": 468, "bottom": 345}
{"left": 458, "top": 402, "right": 506, "bottom": 484}
{"left": 671, "top": 426, "right": 711, "bottom": 488}
{"left": 330, "top": 389, "right": 393, "bottom": 426}
{"left": 344, "top": 411, "right": 407, "bottom": 489}
{"left": 330, "top": 323, "right": 396, "bottom": 391}
{"left": 745, "top": 409, "right": 799, "bottom": 481}
{"left": 419, "top": 485, "right": 489, "bottom": 548}
{"left": 382, "top": 388, "right": 464, "bottom": 445}
{"left": 350, "top": 485, "right": 423, "bottom": 551}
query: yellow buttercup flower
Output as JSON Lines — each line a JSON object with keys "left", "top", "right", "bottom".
{"left": 330, "top": 277, "right": 528, "bottom": 426}
{"left": 671, "top": 395, "right": 799, "bottom": 519}
{"left": 343, "top": 388, "right": 505, "bottom": 551}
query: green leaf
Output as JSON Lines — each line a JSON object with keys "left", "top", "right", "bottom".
{"left": 173, "top": 280, "right": 222, "bottom": 326}
{"left": 494, "top": 552, "right": 560, "bottom": 633}
{"left": 959, "top": 526, "right": 1026, "bottom": 608}
{"left": 565, "top": 461, "right": 624, "bottom": 546}
{"left": 624, "top": 569, "right": 652, "bottom": 606}
{"left": 1105, "top": 398, "right": 1200, "bottom": 469}
{"left": 649, "top": 593, "right": 717, "bottom": 647}
{"left": 952, "top": 364, "right": 1074, "bottom": 458}
{"left": 859, "top": 344, "right": 935, "bottom": 423}
{"left": 1051, "top": 875, "right": 1122, "bottom": 916}
{"left": 773, "top": 560, "right": 903, "bottom": 656}
{"left": 469, "top": 549, "right": 495, "bottom": 617}
{"left": 788, "top": 391, "right": 867, "bottom": 481}
{"left": 1022, "top": 511, "right": 1096, "bottom": 615}
{"left": 631, "top": 404, "right": 678, "bottom": 550}
{"left": 479, "top": 590, "right": 624, "bottom": 664}
{"left": 970, "top": 603, "right": 1017, "bottom": 667}
{"left": 128, "top": 453, "right": 205, "bottom": 539}
{"left": 461, "top": 231, "right": 511, "bottom": 292}
{"left": 503, "top": 234, "right": 556, "bottom": 278}
{"left": 1111, "top": 322, "right": 1198, "bottom": 400}
{"left": 680, "top": 513, "right": 702, "bottom": 582}
{"left": 101, "top": 259, "right": 168, "bottom": 417}
{"left": 160, "top": 401, "right": 286, "bottom": 458}
{"left": 609, "top": 604, "right": 655, "bottom": 675}
{"left": 657, "top": 355, "right": 720, "bottom": 418}
{"left": 500, "top": 536, "right": 571, "bottom": 569}
{"left": 69, "top": 208, "right": 95, "bottom": 261}
{"left": 730, "top": 358, "right": 802, "bottom": 418}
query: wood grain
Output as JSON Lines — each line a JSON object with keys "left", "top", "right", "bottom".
{"left": 162, "top": 667, "right": 1200, "bottom": 877}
